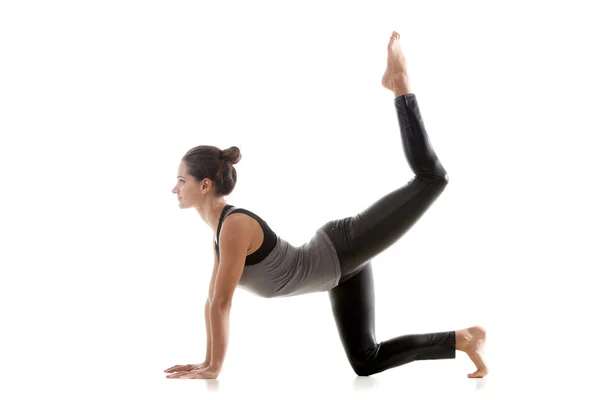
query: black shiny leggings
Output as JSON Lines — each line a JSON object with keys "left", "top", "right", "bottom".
{"left": 321, "top": 93, "right": 456, "bottom": 376}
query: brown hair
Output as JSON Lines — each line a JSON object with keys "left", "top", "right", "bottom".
{"left": 182, "top": 145, "right": 242, "bottom": 196}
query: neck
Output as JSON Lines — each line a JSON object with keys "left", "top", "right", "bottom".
{"left": 196, "top": 197, "right": 228, "bottom": 236}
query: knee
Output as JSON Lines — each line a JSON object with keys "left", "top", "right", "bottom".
{"left": 349, "top": 359, "right": 371, "bottom": 377}
{"left": 416, "top": 171, "right": 449, "bottom": 188}
{"left": 346, "top": 346, "right": 379, "bottom": 377}
{"left": 353, "top": 366, "right": 372, "bottom": 377}
{"left": 434, "top": 165, "right": 449, "bottom": 185}
{"left": 437, "top": 171, "right": 449, "bottom": 187}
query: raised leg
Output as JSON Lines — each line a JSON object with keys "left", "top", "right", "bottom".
{"left": 322, "top": 92, "right": 448, "bottom": 281}
{"left": 321, "top": 34, "right": 448, "bottom": 279}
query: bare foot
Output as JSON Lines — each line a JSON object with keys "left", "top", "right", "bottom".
{"left": 381, "top": 31, "right": 411, "bottom": 95}
{"left": 456, "top": 326, "right": 488, "bottom": 378}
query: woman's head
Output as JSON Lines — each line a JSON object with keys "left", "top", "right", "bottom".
{"left": 172, "top": 145, "right": 242, "bottom": 208}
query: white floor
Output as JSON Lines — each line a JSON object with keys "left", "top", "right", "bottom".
{"left": 2, "top": 323, "right": 597, "bottom": 400}
{"left": 2, "top": 358, "right": 593, "bottom": 400}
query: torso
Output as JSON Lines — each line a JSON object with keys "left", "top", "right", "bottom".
{"left": 213, "top": 204, "right": 343, "bottom": 297}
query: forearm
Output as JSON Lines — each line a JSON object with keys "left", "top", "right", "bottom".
{"left": 209, "top": 301, "right": 231, "bottom": 372}
{"left": 204, "top": 298, "right": 212, "bottom": 364}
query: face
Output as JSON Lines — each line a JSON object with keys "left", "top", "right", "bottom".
{"left": 171, "top": 161, "right": 212, "bottom": 209}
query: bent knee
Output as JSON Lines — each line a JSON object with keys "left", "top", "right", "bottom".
{"left": 438, "top": 171, "right": 449, "bottom": 186}
{"left": 349, "top": 359, "right": 372, "bottom": 377}
{"left": 417, "top": 170, "right": 449, "bottom": 187}
{"left": 346, "top": 347, "right": 379, "bottom": 377}
{"left": 353, "top": 366, "right": 373, "bottom": 377}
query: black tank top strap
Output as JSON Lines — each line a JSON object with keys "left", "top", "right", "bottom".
{"left": 214, "top": 204, "right": 277, "bottom": 266}
{"left": 215, "top": 204, "right": 237, "bottom": 259}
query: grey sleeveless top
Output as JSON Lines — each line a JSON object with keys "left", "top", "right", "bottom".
{"left": 215, "top": 205, "right": 341, "bottom": 298}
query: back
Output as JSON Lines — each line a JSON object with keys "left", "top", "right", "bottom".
{"left": 216, "top": 206, "right": 341, "bottom": 298}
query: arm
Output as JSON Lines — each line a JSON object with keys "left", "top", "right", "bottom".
{"left": 208, "top": 214, "right": 249, "bottom": 374}
{"left": 203, "top": 242, "right": 220, "bottom": 365}
{"left": 203, "top": 298, "right": 211, "bottom": 365}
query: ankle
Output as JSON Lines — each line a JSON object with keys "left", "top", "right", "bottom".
{"left": 455, "top": 329, "right": 471, "bottom": 352}
{"left": 392, "top": 75, "right": 411, "bottom": 97}
{"left": 394, "top": 88, "right": 412, "bottom": 97}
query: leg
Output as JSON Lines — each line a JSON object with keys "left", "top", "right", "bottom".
{"left": 321, "top": 33, "right": 447, "bottom": 281}
{"left": 327, "top": 262, "right": 456, "bottom": 376}
{"left": 325, "top": 32, "right": 488, "bottom": 378}
{"left": 322, "top": 92, "right": 448, "bottom": 281}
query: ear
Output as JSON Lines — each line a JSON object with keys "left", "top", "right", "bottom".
{"left": 201, "top": 178, "right": 212, "bottom": 193}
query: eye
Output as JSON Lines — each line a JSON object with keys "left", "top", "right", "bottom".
{"left": 178, "top": 179, "right": 184, "bottom": 183}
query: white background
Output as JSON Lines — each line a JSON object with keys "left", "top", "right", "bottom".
{"left": 1, "top": 0, "right": 598, "bottom": 399}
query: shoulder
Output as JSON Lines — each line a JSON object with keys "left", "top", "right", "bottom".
{"left": 220, "top": 212, "right": 254, "bottom": 246}
{"left": 223, "top": 211, "right": 253, "bottom": 229}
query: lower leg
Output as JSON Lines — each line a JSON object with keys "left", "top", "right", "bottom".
{"left": 329, "top": 265, "right": 456, "bottom": 376}
{"left": 383, "top": 31, "right": 447, "bottom": 182}
{"left": 353, "top": 325, "right": 489, "bottom": 378}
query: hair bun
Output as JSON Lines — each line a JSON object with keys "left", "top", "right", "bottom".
{"left": 222, "top": 146, "right": 242, "bottom": 165}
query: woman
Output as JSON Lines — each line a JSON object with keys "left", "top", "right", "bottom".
{"left": 165, "top": 31, "right": 487, "bottom": 380}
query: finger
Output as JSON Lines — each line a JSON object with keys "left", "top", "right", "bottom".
{"left": 164, "top": 364, "right": 191, "bottom": 373}
{"left": 171, "top": 364, "right": 194, "bottom": 372}
{"left": 166, "top": 371, "right": 187, "bottom": 378}
{"left": 180, "top": 373, "right": 199, "bottom": 379}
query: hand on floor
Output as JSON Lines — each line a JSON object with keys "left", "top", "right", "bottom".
{"left": 165, "top": 364, "right": 219, "bottom": 379}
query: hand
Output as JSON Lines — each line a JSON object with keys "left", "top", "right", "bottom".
{"left": 164, "top": 362, "right": 209, "bottom": 374}
{"left": 166, "top": 365, "right": 220, "bottom": 379}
